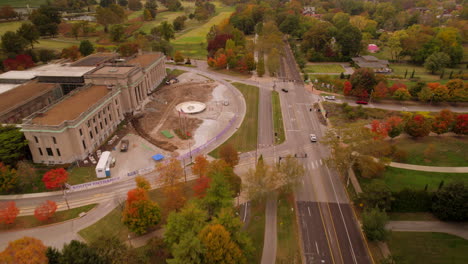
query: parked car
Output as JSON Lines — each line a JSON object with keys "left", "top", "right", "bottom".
{"left": 324, "top": 95, "right": 335, "bottom": 100}
{"left": 281, "top": 88, "right": 289, "bottom": 93}
{"left": 355, "top": 100, "right": 368, "bottom": 105}
{"left": 120, "top": 139, "right": 129, "bottom": 152}
{"left": 310, "top": 134, "right": 317, "bottom": 142}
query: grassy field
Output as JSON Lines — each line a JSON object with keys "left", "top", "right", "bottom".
{"left": 79, "top": 180, "right": 196, "bottom": 243}
{"left": 304, "top": 64, "right": 345, "bottom": 74}
{"left": 67, "top": 167, "right": 97, "bottom": 185}
{"left": 34, "top": 38, "right": 80, "bottom": 50}
{"left": 272, "top": 91, "right": 285, "bottom": 145}
{"left": 139, "top": 11, "right": 187, "bottom": 33}
{"left": 0, "top": 21, "right": 22, "bottom": 37}
{"left": 0, "top": 0, "right": 46, "bottom": 7}
{"left": 388, "top": 212, "right": 438, "bottom": 221}
{"left": 172, "top": 10, "right": 234, "bottom": 59}
{"left": 390, "top": 63, "right": 464, "bottom": 82}
{"left": 388, "top": 232, "right": 468, "bottom": 264}
{"left": 0, "top": 204, "right": 96, "bottom": 231}
{"left": 391, "top": 137, "right": 468, "bottom": 167}
{"left": 276, "top": 194, "right": 301, "bottom": 264}
{"left": 245, "top": 199, "right": 266, "bottom": 264}
{"left": 360, "top": 167, "right": 468, "bottom": 192}
{"left": 209, "top": 82, "right": 259, "bottom": 157}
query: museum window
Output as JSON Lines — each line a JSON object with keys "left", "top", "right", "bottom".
{"left": 46, "top": 148, "right": 53, "bottom": 156}
{"left": 109, "top": 114, "right": 112, "bottom": 121}
{"left": 79, "top": 129, "right": 83, "bottom": 136}
{"left": 38, "top": 148, "right": 43, "bottom": 156}
{"left": 89, "top": 131, "right": 93, "bottom": 139}
{"left": 95, "top": 126, "right": 98, "bottom": 134}
{"left": 34, "top": 136, "right": 38, "bottom": 143}
{"left": 87, "top": 120, "right": 90, "bottom": 127}
{"left": 82, "top": 140, "right": 87, "bottom": 149}
{"left": 56, "top": 148, "right": 61, "bottom": 156}
{"left": 100, "top": 122, "right": 103, "bottom": 129}
{"left": 104, "top": 118, "right": 107, "bottom": 126}
{"left": 52, "top": 137, "right": 56, "bottom": 144}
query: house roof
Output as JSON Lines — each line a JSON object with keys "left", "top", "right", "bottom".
{"left": 32, "top": 85, "right": 110, "bottom": 126}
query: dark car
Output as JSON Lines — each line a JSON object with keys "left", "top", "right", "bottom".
{"left": 281, "top": 88, "right": 289, "bottom": 93}
{"left": 120, "top": 139, "right": 129, "bottom": 152}
{"left": 355, "top": 100, "right": 368, "bottom": 105}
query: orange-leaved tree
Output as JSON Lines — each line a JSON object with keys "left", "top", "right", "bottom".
{"left": 0, "top": 237, "right": 47, "bottom": 264}
{"left": 122, "top": 187, "right": 161, "bottom": 235}
{"left": 193, "top": 175, "right": 211, "bottom": 198}
{"left": 42, "top": 168, "right": 68, "bottom": 190}
{"left": 34, "top": 200, "right": 57, "bottom": 222}
{"left": 163, "top": 184, "right": 186, "bottom": 212}
{"left": 156, "top": 158, "right": 184, "bottom": 186}
{"left": 219, "top": 144, "right": 239, "bottom": 167}
{"left": 198, "top": 224, "right": 245, "bottom": 264}
{"left": 192, "top": 155, "right": 209, "bottom": 178}
{"left": 0, "top": 201, "right": 19, "bottom": 224}
{"left": 431, "top": 109, "right": 456, "bottom": 135}
{"left": 135, "top": 176, "right": 151, "bottom": 190}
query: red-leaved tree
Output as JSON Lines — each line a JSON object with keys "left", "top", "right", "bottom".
{"left": 0, "top": 201, "right": 19, "bottom": 224}
{"left": 385, "top": 116, "right": 404, "bottom": 138}
{"left": 34, "top": 200, "right": 57, "bottom": 222}
{"left": 370, "top": 120, "right": 388, "bottom": 139}
{"left": 215, "top": 54, "right": 227, "bottom": 69}
{"left": 373, "top": 81, "right": 388, "bottom": 99}
{"left": 431, "top": 109, "right": 456, "bottom": 135}
{"left": 453, "top": 114, "right": 468, "bottom": 135}
{"left": 42, "top": 168, "right": 68, "bottom": 190}
{"left": 193, "top": 175, "right": 211, "bottom": 198}
{"left": 389, "top": 82, "right": 406, "bottom": 96}
{"left": 404, "top": 114, "right": 432, "bottom": 138}
{"left": 3, "top": 54, "right": 35, "bottom": 71}
{"left": 343, "top": 81, "right": 352, "bottom": 96}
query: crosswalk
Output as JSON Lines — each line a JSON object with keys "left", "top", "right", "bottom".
{"left": 309, "top": 158, "right": 324, "bottom": 170}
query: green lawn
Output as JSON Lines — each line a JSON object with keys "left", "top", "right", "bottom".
{"left": 391, "top": 137, "right": 468, "bottom": 167}
{"left": 390, "top": 63, "right": 463, "bottom": 82}
{"left": 172, "top": 10, "right": 234, "bottom": 59}
{"left": 167, "top": 68, "right": 187, "bottom": 78}
{"left": 79, "top": 180, "right": 196, "bottom": 243}
{"left": 272, "top": 91, "right": 285, "bottom": 145}
{"left": 276, "top": 194, "right": 301, "bottom": 264}
{"left": 388, "top": 232, "right": 468, "bottom": 264}
{"left": 35, "top": 39, "right": 79, "bottom": 50}
{"left": 0, "top": 21, "right": 22, "bottom": 36}
{"left": 244, "top": 199, "right": 266, "bottom": 264}
{"left": 210, "top": 82, "right": 259, "bottom": 157}
{"left": 139, "top": 11, "right": 186, "bottom": 33}
{"left": 304, "top": 64, "right": 345, "bottom": 74}
{"left": 0, "top": 0, "right": 46, "bottom": 7}
{"left": 0, "top": 204, "right": 96, "bottom": 231}
{"left": 360, "top": 167, "right": 468, "bottom": 192}
{"left": 388, "top": 212, "right": 438, "bottom": 221}
{"left": 67, "top": 167, "right": 97, "bottom": 185}
{"left": 395, "top": 137, "right": 468, "bottom": 167}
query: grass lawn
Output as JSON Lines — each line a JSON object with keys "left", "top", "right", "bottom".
{"left": 272, "top": 91, "right": 285, "bottom": 145}
{"left": 244, "top": 199, "right": 266, "bottom": 264}
{"left": 209, "top": 82, "right": 259, "bottom": 157}
{"left": 388, "top": 212, "right": 438, "bottom": 221}
{"left": 67, "top": 167, "right": 97, "bottom": 185}
{"left": 79, "top": 180, "right": 196, "bottom": 243}
{"left": 391, "top": 137, "right": 468, "bottom": 167}
{"left": 166, "top": 68, "right": 187, "bottom": 78}
{"left": 128, "top": 10, "right": 144, "bottom": 20}
{"left": 0, "top": 21, "right": 22, "bottom": 36}
{"left": 390, "top": 63, "right": 463, "bottom": 82}
{"left": 0, "top": 204, "right": 96, "bottom": 231}
{"left": 276, "top": 193, "right": 301, "bottom": 264}
{"left": 0, "top": 0, "right": 46, "bottom": 7}
{"left": 359, "top": 167, "right": 468, "bottom": 192}
{"left": 304, "top": 64, "right": 344, "bottom": 74}
{"left": 388, "top": 232, "right": 468, "bottom": 264}
{"left": 172, "top": 10, "right": 234, "bottom": 59}
{"left": 139, "top": 11, "right": 186, "bottom": 33}
{"left": 35, "top": 38, "right": 79, "bottom": 50}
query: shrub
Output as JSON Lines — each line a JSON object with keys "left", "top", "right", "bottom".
{"left": 391, "top": 189, "right": 433, "bottom": 212}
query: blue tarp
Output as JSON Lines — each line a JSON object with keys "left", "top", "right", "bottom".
{"left": 152, "top": 154, "right": 164, "bottom": 161}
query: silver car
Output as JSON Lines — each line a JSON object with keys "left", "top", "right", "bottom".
{"left": 310, "top": 134, "right": 317, "bottom": 142}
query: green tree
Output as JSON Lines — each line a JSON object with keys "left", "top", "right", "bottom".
{"left": 243, "top": 156, "right": 278, "bottom": 201}
{"left": 424, "top": 52, "right": 451, "bottom": 74}
{"left": 144, "top": 0, "right": 158, "bottom": 18}
{"left": 1, "top": 31, "right": 27, "bottom": 54}
{"left": 166, "top": 232, "right": 204, "bottom": 264}
{"left": 154, "top": 21, "right": 175, "bottom": 41}
{"left": 357, "top": 181, "right": 393, "bottom": 211}
{"left": 71, "top": 22, "right": 81, "bottom": 39}
{"left": 29, "top": 6, "right": 61, "bottom": 36}
{"left": 0, "top": 163, "right": 17, "bottom": 194}
{"left": 0, "top": 126, "right": 28, "bottom": 166}
{"left": 128, "top": 0, "right": 143, "bottom": 11}
{"left": 164, "top": 203, "right": 207, "bottom": 247}
{"left": 350, "top": 68, "right": 377, "bottom": 97}
{"left": 60, "top": 240, "right": 106, "bottom": 264}
{"left": 362, "top": 208, "right": 389, "bottom": 241}
{"left": 79, "top": 40, "right": 94, "bottom": 56}
{"left": 173, "top": 16, "right": 187, "bottom": 31}
{"left": 17, "top": 23, "right": 39, "bottom": 49}
{"left": 122, "top": 188, "right": 161, "bottom": 235}
{"left": 174, "top": 51, "right": 184, "bottom": 64}
{"left": 392, "top": 88, "right": 411, "bottom": 100}
{"left": 110, "top": 24, "right": 125, "bottom": 42}
{"left": 96, "top": 4, "right": 126, "bottom": 33}
{"left": 90, "top": 235, "right": 139, "bottom": 264}
{"left": 198, "top": 224, "right": 245, "bottom": 264}
{"left": 404, "top": 114, "right": 431, "bottom": 138}
{"left": 199, "top": 172, "right": 233, "bottom": 216}
{"left": 432, "top": 182, "right": 468, "bottom": 221}
{"left": 267, "top": 48, "right": 280, "bottom": 76}
{"left": 336, "top": 24, "right": 362, "bottom": 58}
{"left": 257, "top": 56, "right": 265, "bottom": 77}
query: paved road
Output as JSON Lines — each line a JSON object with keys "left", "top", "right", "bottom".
{"left": 278, "top": 41, "right": 373, "bottom": 264}
{"left": 387, "top": 221, "right": 468, "bottom": 240}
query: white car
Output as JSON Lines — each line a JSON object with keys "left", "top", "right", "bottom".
{"left": 310, "top": 134, "right": 317, "bottom": 142}
{"left": 324, "top": 95, "right": 335, "bottom": 100}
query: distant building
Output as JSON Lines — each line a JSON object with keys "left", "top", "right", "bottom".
{"left": 13, "top": 52, "right": 166, "bottom": 165}
{"left": 302, "top": 6, "right": 322, "bottom": 18}
{"left": 367, "top": 44, "right": 379, "bottom": 53}
{"left": 352, "top": 56, "right": 392, "bottom": 73}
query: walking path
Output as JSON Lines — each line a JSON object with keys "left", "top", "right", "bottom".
{"left": 389, "top": 162, "right": 468, "bottom": 173}
{"left": 386, "top": 221, "right": 468, "bottom": 240}
{"left": 261, "top": 195, "right": 278, "bottom": 264}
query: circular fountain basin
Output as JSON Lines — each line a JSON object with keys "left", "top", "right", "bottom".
{"left": 175, "top": 101, "right": 207, "bottom": 114}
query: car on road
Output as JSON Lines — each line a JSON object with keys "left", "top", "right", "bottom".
{"left": 324, "top": 95, "right": 335, "bottom": 100}
{"left": 281, "top": 88, "right": 289, "bottom": 93}
{"left": 120, "top": 139, "right": 129, "bottom": 152}
{"left": 355, "top": 100, "right": 368, "bottom": 105}
{"left": 310, "top": 134, "right": 317, "bottom": 142}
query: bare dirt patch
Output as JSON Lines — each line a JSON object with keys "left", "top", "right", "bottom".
{"left": 133, "top": 78, "right": 217, "bottom": 153}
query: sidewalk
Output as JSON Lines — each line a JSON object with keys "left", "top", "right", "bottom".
{"left": 389, "top": 162, "right": 468, "bottom": 173}
{"left": 386, "top": 221, "right": 468, "bottom": 240}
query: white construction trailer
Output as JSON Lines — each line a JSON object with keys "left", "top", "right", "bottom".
{"left": 95, "top": 151, "right": 112, "bottom": 178}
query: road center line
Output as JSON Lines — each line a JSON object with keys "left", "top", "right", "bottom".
{"left": 308, "top": 206, "right": 311, "bottom": 216}
{"left": 315, "top": 241, "right": 320, "bottom": 254}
